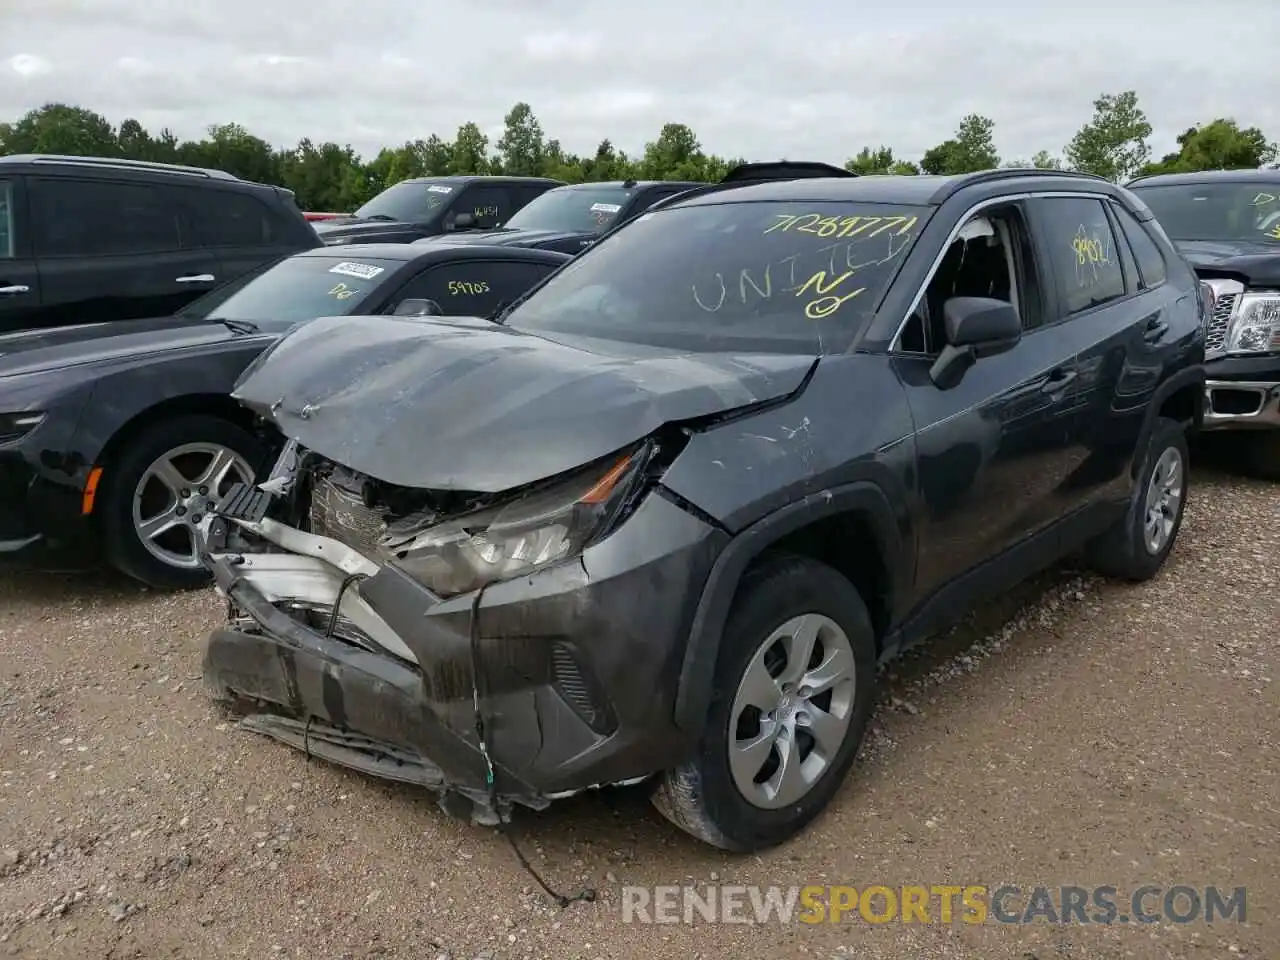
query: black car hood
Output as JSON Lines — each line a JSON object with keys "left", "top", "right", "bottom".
{"left": 1175, "top": 239, "right": 1280, "bottom": 286}
{"left": 419, "top": 227, "right": 592, "bottom": 250}
{"left": 315, "top": 218, "right": 422, "bottom": 243}
{"left": 0, "top": 315, "right": 255, "bottom": 379}
{"left": 232, "top": 314, "right": 816, "bottom": 492}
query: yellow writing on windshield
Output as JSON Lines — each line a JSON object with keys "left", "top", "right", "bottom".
{"left": 764, "top": 214, "right": 919, "bottom": 238}
{"left": 1251, "top": 192, "right": 1277, "bottom": 207}
{"left": 794, "top": 270, "right": 865, "bottom": 319}
{"left": 474, "top": 205, "right": 500, "bottom": 218}
{"left": 448, "top": 280, "right": 490, "bottom": 295}
{"left": 328, "top": 282, "right": 359, "bottom": 300}
{"left": 1264, "top": 222, "right": 1280, "bottom": 240}
{"left": 691, "top": 227, "right": 914, "bottom": 316}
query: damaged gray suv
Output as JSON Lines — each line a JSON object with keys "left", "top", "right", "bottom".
{"left": 199, "top": 169, "right": 1206, "bottom": 852}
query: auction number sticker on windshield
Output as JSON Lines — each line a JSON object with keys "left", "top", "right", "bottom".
{"left": 427, "top": 185, "right": 454, "bottom": 194}
{"left": 590, "top": 202, "right": 622, "bottom": 213}
{"left": 329, "top": 261, "right": 385, "bottom": 280}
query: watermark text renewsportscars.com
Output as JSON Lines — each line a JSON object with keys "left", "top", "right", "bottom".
{"left": 620, "top": 884, "right": 1247, "bottom": 926}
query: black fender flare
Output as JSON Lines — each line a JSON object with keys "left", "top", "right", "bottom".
{"left": 1136, "top": 363, "right": 1205, "bottom": 471}
{"left": 672, "top": 480, "right": 904, "bottom": 733}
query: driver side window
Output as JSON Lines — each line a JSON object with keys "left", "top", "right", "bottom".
{"left": 898, "top": 205, "right": 1040, "bottom": 355}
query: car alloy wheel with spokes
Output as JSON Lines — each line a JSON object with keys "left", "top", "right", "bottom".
{"left": 728, "top": 613, "right": 857, "bottom": 809}
{"left": 132, "top": 442, "right": 255, "bottom": 570}
{"left": 98, "top": 414, "right": 267, "bottom": 589}
{"left": 1142, "top": 446, "right": 1183, "bottom": 555}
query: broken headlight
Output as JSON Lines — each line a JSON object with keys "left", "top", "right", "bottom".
{"left": 1225, "top": 292, "right": 1280, "bottom": 354}
{"left": 380, "top": 448, "right": 643, "bottom": 597}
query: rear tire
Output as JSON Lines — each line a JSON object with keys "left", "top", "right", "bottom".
{"left": 651, "top": 554, "right": 877, "bottom": 852}
{"left": 99, "top": 415, "right": 266, "bottom": 589}
{"left": 1086, "top": 416, "right": 1188, "bottom": 582}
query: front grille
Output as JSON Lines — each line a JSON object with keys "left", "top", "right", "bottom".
{"left": 308, "top": 471, "right": 386, "bottom": 557}
{"left": 1206, "top": 293, "right": 1238, "bottom": 354}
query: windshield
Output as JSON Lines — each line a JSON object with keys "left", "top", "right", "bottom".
{"left": 179, "top": 255, "right": 399, "bottom": 322}
{"left": 352, "top": 180, "right": 455, "bottom": 223}
{"left": 503, "top": 200, "right": 931, "bottom": 354}
{"left": 1131, "top": 181, "right": 1280, "bottom": 244}
{"left": 504, "top": 186, "right": 636, "bottom": 234}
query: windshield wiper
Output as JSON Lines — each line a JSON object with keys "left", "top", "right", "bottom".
{"left": 214, "top": 318, "right": 260, "bottom": 335}
{"left": 361, "top": 214, "right": 398, "bottom": 222}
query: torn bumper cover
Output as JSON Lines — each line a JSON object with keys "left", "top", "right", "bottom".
{"left": 199, "top": 473, "right": 726, "bottom": 824}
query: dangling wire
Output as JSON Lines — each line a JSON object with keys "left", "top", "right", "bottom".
{"left": 467, "top": 584, "right": 595, "bottom": 908}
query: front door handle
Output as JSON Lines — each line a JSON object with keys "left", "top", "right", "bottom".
{"left": 1040, "top": 368, "right": 1078, "bottom": 394}
{"left": 175, "top": 274, "right": 216, "bottom": 284}
{"left": 1143, "top": 315, "right": 1169, "bottom": 343}
{"left": 0, "top": 284, "right": 31, "bottom": 296}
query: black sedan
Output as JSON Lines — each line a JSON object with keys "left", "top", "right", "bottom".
{"left": 0, "top": 243, "right": 570, "bottom": 588}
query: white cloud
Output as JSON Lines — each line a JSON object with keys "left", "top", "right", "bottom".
{"left": 0, "top": 0, "right": 1276, "bottom": 164}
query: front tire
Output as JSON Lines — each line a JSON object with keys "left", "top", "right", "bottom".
{"left": 651, "top": 554, "right": 877, "bottom": 852}
{"left": 1086, "top": 416, "right": 1189, "bottom": 582}
{"left": 98, "top": 415, "right": 265, "bottom": 589}
{"left": 1242, "top": 432, "right": 1280, "bottom": 481}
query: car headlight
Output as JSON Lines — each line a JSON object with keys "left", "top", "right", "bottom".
{"left": 380, "top": 448, "right": 645, "bottom": 597}
{"left": 1225, "top": 292, "right": 1280, "bottom": 354}
{"left": 0, "top": 411, "right": 45, "bottom": 444}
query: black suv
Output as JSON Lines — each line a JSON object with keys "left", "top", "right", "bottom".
{"left": 415, "top": 179, "right": 704, "bottom": 254}
{"left": 1127, "top": 170, "right": 1280, "bottom": 477}
{"left": 314, "top": 176, "right": 565, "bottom": 246}
{"left": 0, "top": 154, "right": 321, "bottom": 334}
{"left": 199, "top": 169, "right": 1205, "bottom": 852}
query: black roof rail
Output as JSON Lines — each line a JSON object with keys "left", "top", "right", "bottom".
{"left": 642, "top": 160, "right": 855, "bottom": 214}
{"left": 0, "top": 154, "right": 240, "bottom": 180}
{"left": 928, "top": 167, "right": 1113, "bottom": 203}
{"left": 720, "top": 160, "right": 855, "bottom": 183}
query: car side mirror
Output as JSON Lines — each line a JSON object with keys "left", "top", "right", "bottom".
{"left": 450, "top": 212, "right": 476, "bottom": 231}
{"left": 929, "top": 296, "right": 1022, "bottom": 389}
{"left": 392, "top": 298, "right": 443, "bottom": 317}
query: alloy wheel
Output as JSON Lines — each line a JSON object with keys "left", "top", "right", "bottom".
{"left": 130, "top": 442, "right": 254, "bottom": 570}
{"left": 1142, "top": 446, "right": 1183, "bottom": 555}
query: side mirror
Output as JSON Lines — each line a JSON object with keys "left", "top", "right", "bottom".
{"left": 391, "top": 298, "right": 443, "bottom": 317}
{"left": 929, "top": 296, "right": 1021, "bottom": 389}
{"left": 450, "top": 212, "right": 476, "bottom": 231}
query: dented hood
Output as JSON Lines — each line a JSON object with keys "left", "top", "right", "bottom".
{"left": 232, "top": 313, "right": 815, "bottom": 492}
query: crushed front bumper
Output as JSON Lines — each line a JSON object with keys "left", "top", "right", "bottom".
{"left": 200, "top": 478, "right": 725, "bottom": 824}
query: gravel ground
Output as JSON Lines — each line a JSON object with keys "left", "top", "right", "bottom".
{"left": 2, "top": 463, "right": 1277, "bottom": 960}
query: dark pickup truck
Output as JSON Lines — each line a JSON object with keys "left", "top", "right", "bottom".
{"left": 1128, "top": 170, "right": 1280, "bottom": 477}
{"left": 314, "top": 176, "right": 565, "bottom": 246}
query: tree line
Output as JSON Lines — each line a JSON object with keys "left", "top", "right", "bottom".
{"left": 1, "top": 90, "right": 1276, "bottom": 213}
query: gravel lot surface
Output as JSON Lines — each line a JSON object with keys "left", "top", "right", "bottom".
{"left": 2, "top": 464, "right": 1276, "bottom": 960}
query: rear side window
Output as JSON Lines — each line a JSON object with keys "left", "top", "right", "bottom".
{"left": 390, "top": 259, "right": 551, "bottom": 316}
{"left": 0, "top": 182, "right": 12, "bottom": 258}
{"left": 31, "top": 178, "right": 180, "bottom": 257}
{"left": 1111, "top": 204, "right": 1167, "bottom": 288}
{"left": 176, "top": 187, "right": 281, "bottom": 247}
{"left": 1034, "top": 197, "right": 1127, "bottom": 315}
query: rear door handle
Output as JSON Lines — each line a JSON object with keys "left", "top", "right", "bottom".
{"left": 175, "top": 274, "right": 216, "bottom": 284}
{"left": 1040, "top": 368, "right": 1078, "bottom": 394}
{"left": 0, "top": 284, "right": 31, "bottom": 296}
{"left": 1142, "top": 315, "right": 1169, "bottom": 342}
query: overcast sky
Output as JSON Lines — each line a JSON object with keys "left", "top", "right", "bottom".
{"left": 3, "top": 0, "right": 1277, "bottom": 166}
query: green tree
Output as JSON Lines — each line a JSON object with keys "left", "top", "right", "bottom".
{"left": 175, "top": 122, "right": 278, "bottom": 183}
{"left": 1139, "top": 118, "right": 1278, "bottom": 175}
{"left": 0, "top": 103, "right": 120, "bottom": 156}
{"left": 1064, "top": 90, "right": 1152, "bottom": 182}
{"left": 448, "top": 122, "right": 491, "bottom": 175}
{"left": 496, "top": 102, "right": 546, "bottom": 176}
{"left": 844, "top": 146, "right": 920, "bottom": 176}
{"left": 920, "top": 114, "right": 999, "bottom": 175}
{"left": 641, "top": 123, "right": 707, "bottom": 180}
